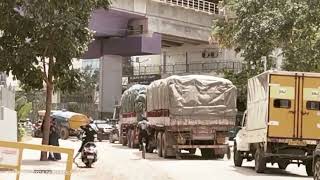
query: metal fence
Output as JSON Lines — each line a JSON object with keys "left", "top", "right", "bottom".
{"left": 123, "top": 61, "right": 243, "bottom": 76}
{"left": 156, "top": 0, "right": 222, "bottom": 15}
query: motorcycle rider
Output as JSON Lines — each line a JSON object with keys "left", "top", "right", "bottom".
{"left": 73, "top": 120, "right": 97, "bottom": 161}
{"left": 137, "top": 116, "right": 150, "bottom": 151}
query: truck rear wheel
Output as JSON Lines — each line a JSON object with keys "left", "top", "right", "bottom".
{"left": 157, "top": 133, "right": 162, "bottom": 157}
{"left": 121, "top": 135, "right": 127, "bottom": 146}
{"left": 130, "top": 130, "right": 136, "bottom": 148}
{"left": 161, "top": 133, "right": 168, "bottom": 158}
{"left": 127, "top": 129, "right": 131, "bottom": 148}
{"left": 305, "top": 159, "right": 313, "bottom": 176}
{"left": 234, "top": 142, "right": 243, "bottom": 167}
{"left": 201, "top": 149, "right": 215, "bottom": 159}
{"left": 59, "top": 127, "right": 69, "bottom": 140}
{"left": 254, "top": 147, "right": 266, "bottom": 173}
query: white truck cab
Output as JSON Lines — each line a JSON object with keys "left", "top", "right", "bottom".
{"left": 235, "top": 110, "right": 250, "bottom": 152}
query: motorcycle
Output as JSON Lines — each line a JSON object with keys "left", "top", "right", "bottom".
{"left": 109, "top": 125, "right": 120, "bottom": 143}
{"left": 81, "top": 141, "right": 97, "bottom": 168}
{"left": 32, "top": 123, "right": 42, "bottom": 138}
{"left": 74, "top": 127, "right": 98, "bottom": 168}
{"left": 76, "top": 130, "right": 84, "bottom": 140}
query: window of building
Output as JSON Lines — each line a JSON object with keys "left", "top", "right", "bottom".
{"left": 274, "top": 99, "right": 291, "bottom": 108}
{"left": 306, "top": 101, "right": 320, "bottom": 111}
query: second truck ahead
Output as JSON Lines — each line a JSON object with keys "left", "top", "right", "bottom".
{"left": 234, "top": 70, "right": 320, "bottom": 175}
{"left": 120, "top": 75, "right": 237, "bottom": 159}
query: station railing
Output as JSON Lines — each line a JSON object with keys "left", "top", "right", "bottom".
{"left": 155, "top": 0, "right": 223, "bottom": 15}
{"left": 123, "top": 61, "right": 242, "bottom": 76}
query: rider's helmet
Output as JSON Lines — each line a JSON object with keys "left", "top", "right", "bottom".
{"left": 141, "top": 115, "right": 148, "bottom": 121}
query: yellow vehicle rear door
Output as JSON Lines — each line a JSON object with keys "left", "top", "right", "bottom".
{"left": 268, "top": 74, "right": 297, "bottom": 138}
{"left": 300, "top": 75, "right": 320, "bottom": 139}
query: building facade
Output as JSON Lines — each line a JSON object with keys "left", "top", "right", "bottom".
{"left": 0, "top": 86, "right": 17, "bottom": 142}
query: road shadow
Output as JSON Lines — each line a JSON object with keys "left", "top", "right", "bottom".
{"left": 232, "top": 165, "right": 309, "bottom": 178}
{"left": 110, "top": 144, "right": 136, "bottom": 150}
{"left": 0, "top": 168, "right": 14, "bottom": 171}
{"left": 22, "top": 159, "right": 67, "bottom": 166}
{"left": 131, "top": 151, "right": 228, "bottom": 162}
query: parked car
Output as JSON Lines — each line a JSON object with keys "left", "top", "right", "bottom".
{"left": 94, "top": 120, "right": 113, "bottom": 142}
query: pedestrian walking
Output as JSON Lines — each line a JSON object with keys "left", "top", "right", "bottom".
{"left": 48, "top": 118, "right": 61, "bottom": 161}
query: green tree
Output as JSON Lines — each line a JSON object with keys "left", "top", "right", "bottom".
{"left": 61, "top": 66, "right": 99, "bottom": 116}
{"left": 15, "top": 93, "right": 32, "bottom": 141}
{"left": 213, "top": 0, "right": 320, "bottom": 111}
{"left": 15, "top": 93, "right": 33, "bottom": 120}
{"left": 0, "top": 0, "right": 110, "bottom": 160}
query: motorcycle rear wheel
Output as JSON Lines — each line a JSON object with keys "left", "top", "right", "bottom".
{"left": 142, "top": 143, "right": 146, "bottom": 159}
{"left": 85, "top": 160, "right": 93, "bottom": 168}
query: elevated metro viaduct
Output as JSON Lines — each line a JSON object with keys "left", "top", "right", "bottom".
{"left": 83, "top": 0, "right": 225, "bottom": 117}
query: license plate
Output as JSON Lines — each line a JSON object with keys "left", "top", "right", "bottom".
{"left": 288, "top": 140, "right": 307, "bottom": 146}
{"left": 87, "top": 155, "right": 94, "bottom": 159}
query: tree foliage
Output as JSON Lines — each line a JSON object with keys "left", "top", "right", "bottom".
{"left": 213, "top": 0, "right": 320, "bottom": 111}
{"left": 0, "top": 0, "right": 110, "bottom": 160}
{"left": 62, "top": 66, "right": 100, "bottom": 117}
{"left": 0, "top": 0, "right": 110, "bottom": 91}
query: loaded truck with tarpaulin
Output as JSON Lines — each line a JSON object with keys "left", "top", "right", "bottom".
{"left": 146, "top": 75, "right": 237, "bottom": 159}
{"left": 119, "top": 84, "right": 147, "bottom": 148}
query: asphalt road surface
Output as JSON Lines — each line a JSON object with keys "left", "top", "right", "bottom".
{"left": 73, "top": 140, "right": 312, "bottom": 180}
{"left": 0, "top": 139, "right": 313, "bottom": 180}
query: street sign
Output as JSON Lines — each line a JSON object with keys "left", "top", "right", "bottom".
{"left": 128, "top": 74, "right": 161, "bottom": 85}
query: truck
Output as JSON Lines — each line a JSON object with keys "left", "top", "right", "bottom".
{"left": 234, "top": 70, "right": 320, "bottom": 175}
{"left": 36, "top": 110, "right": 88, "bottom": 139}
{"left": 146, "top": 75, "right": 237, "bottom": 159}
{"left": 119, "top": 84, "right": 147, "bottom": 148}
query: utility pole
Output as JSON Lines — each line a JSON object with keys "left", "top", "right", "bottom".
{"left": 135, "top": 57, "right": 149, "bottom": 84}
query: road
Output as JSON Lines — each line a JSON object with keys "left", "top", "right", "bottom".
{"left": 85, "top": 141, "right": 310, "bottom": 180}
{"left": 0, "top": 139, "right": 312, "bottom": 180}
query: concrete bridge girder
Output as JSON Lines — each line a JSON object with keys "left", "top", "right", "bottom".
{"left": 86, "top": 0, "right": 225, "bottom": 116}
{"left": 89, "top": 0, "right": 221, "bottom": 44}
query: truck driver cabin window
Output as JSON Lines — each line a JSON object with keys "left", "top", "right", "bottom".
{"left": 306, "top": 101, "right": 320, "bottom": 111}
{"left": 274, "top": 99, "right": 291, "bottom": 109}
